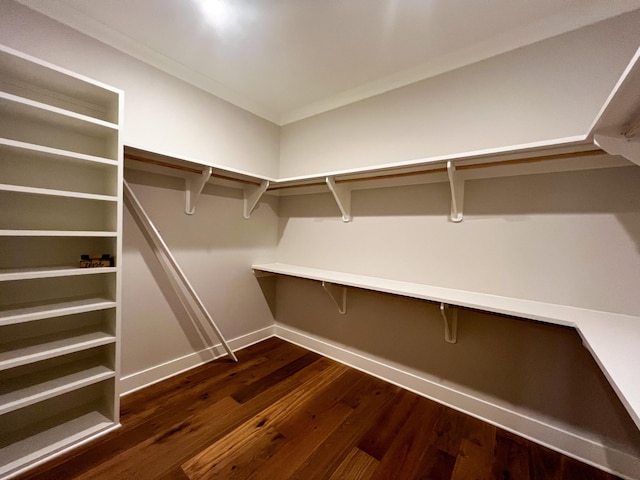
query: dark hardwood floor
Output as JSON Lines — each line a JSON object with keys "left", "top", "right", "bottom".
{"left": 17, "top": 338, "right": 621, "bottom": 479}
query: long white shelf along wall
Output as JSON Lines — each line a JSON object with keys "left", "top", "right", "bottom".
{"left": 250, "top": 263, "right": 640, "bottom": 433}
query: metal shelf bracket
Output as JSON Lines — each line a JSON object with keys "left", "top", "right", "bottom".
{"left": 447, "top": 161, "right": 464, "bottom": 222}
{"left": 440, "top": 302, "right": 458, "bottom": 344}
{"left": 594, "top": 133, "right": 640, "bottom": 167}
{"left": 326, "top": 176, "right": 352, "bottom": 222}
{"left": 185, "top": 167, "right": 212, "bottom": 215}
{"left": 243, "top": 180, "right": 270, "bottom": 219}
{"left": 322, "top": 281, "right": 347, "bottom": 314}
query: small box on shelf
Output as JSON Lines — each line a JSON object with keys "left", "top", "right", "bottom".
{"left": 79, "top": 254, "right": 114, "bottom": 268}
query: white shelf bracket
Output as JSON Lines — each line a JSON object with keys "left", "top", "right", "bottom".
{"left": 594, "top": 133, "right": 640, "bottom": 167}
{"left": 184, "top": 167, "right": 212, "bottom": 215}
{"left": 439, "top": 302, "right": 458, "bottom": 344}
{"left": 447, "top": 161, "right": 464, "bottom": 222}
{"left": 322, "top": 281, "right": 347, "bottom": 314}
{"left": 243, "top": 180, "right": 270, "bottom": 219}
{"left": 326, "top": 176, "right": 352, "bottom": 222}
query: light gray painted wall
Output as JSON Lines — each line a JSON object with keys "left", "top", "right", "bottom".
{"left": 279, "top": 11, "right": 640, "bottom": 178}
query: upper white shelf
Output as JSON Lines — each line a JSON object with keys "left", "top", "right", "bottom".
{"left": 252, "top": 262, "right": 640, "bottom": 431}
{"left": 0, "top": 44, "right": 121, "bottom": 124}
{"left": 0, "top": 92, "right": 119, "bottom": 134}
{"left": 0, "top": 138, "right": 119, "bottom": 167}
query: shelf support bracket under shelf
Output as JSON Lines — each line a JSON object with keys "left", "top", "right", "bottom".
{"left": 439, "top": 303, "right": 458, "bottom": 344}
{"left": 184, "top": 167, "right": 212, "bottom": 215}
{"left": 124, "top": 180, "right": 238, "bottom": 362}
{"left": 594, "top": 133, "right": 640, "bottom": 167}
{"left": 447, "top": 161, "right": 464, "bottom": 222}
{"left": 326, "top": 176, "right": 352, "bottom": 222}
{"left": 243, "top": 180, "right": 270, "bottom": 219}
{"left": 322, "top": 281, "right": 347, "bottom": 314}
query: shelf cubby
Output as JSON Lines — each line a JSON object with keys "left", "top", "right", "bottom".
{"left": 0, "top": 190, "right": 118, "bottom": 232}
{"left": 0, "top": 94, "right": 119, "bottom": 160}
{"left": 0, "top": 347, "right": 115, "bottom": 415}
{"left": 0, "top": 45, "right": 120, "bottom": 125}
{"left": 0, "top": 309, "right": 116, "bottom": 371}
{"left": 0, "top": 382, "right": 116, "bottom": 479}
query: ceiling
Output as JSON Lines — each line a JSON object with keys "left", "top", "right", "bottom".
{"left": 16, "top": 0, "right": 640, "bottom": 125}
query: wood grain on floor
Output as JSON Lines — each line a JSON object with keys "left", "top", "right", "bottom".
{"left": 16, "top": 337, "right": 622, "bottom": 480}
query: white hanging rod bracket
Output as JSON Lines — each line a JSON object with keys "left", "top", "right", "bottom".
{"left": 439, "top": 302, "right": 458, "bottom": 344}
{"left": 447, "top": 161, "right": 464, "bottom": 222}
{"left": 322, "top": 281, "right": 347, "bottom": 314}
{"left": 243, "top": 180, "right": 270, "bottom": 219}
{"left": 326, "top": 176, "right": 352, "bottom": 222}
{"left": 594, "top": 133, "right": 640, "bottom": 167}
{"left": 184, "top": 167, "right": 212, "bottom": 215}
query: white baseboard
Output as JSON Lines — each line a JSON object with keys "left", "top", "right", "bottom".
{"left": 274, "top": 323, "right": 640, "bottom": 480}
{"left": 120, "top": 325, "right": 275, "bottom": 396}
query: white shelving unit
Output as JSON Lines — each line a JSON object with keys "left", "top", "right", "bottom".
{"left": 0, "top": 44, "right": 123, "bottom": 479}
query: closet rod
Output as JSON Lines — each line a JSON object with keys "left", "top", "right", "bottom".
{"left": 124, "top": 153, "right": 262, "bottom": 186}
{"left": 267, "top": 147, "right": 606, "bottom": 191}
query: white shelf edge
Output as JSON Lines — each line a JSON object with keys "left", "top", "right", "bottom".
{"left": 0, "top": 367, "right": 115, "bottom": 416}
{"left": 0, "top": 43, "right": 123, "bottom": 96}
{"left": 0, "top": 138, "right": 119, "bottom": 167}
{"left": 0, "top": 230, "right": 118, "bottom": 237}
{"left": 0, "top": 330, "right": 116, "bottom": 372}
{"left": 0, "top": 183, "right": 118, "bottom": 202}
{"left": 0, "top": 410, "right": 116, "bottom": 478}
{"left": 0, "top": 266, "right": 117, "bottom": 282}
{"left": 0, "top": 91, "right": 119, "bottom": 131}
{"left": 0, "top": 297, "right": 116, "bottom": 326}
{"left": 252, "top": 262, "right": 640, "bottom": 431}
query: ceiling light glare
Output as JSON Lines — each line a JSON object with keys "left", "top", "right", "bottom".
{"left": 198, "top": 0, "right": 229, "bottom": 26}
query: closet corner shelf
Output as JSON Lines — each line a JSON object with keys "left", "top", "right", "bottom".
{"left": 251, "top": 262, "right": 640, "bottom": 431}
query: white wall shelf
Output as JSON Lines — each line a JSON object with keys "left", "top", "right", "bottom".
{"left": 0, "top": 297, "right": 116, "bottom": 326}
{"left": 251, "top": 262, "right": 640, "bottom": 431}
{"left": 0, "top": 43, "right": 123, "bottom": 479}
{"left": 0, "top": 230, "right": 118, "bottom": 237}
{"left": 0, "top": 266, "right": 117, "bottom": 282}
{"left": 0, "top": 328, "right": 116, "bottom": 372}
{"left": 125, "top": 143, "right": 631, "bottom": 223}
{"left": 0, "top": 364, "right": 114, "bottom": 416}
{"left": 0, "top": 184, "right": 118, "bottom": 202}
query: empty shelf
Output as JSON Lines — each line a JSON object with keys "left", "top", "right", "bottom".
{"left": 0, "top": 297, "right": 116, "bottom": 326}
{"left": 252, "top": 262, "right": 640, "bottom": 430}
{"left": 0, "top": 364, "right": 114, "bottom": 415}
{"left": 0, "top": 266, "right": 116, "bottom": 282}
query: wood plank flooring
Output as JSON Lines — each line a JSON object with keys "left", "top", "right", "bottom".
{"left": 16, "top": 338, "right": 621, "bottom": 480}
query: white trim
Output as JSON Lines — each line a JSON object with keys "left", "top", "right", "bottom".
{"left": 274, "top": 323, "right": 640, "bottom": 480}
{"left": 119, "top": 325, "right": 274, "bottom": 395}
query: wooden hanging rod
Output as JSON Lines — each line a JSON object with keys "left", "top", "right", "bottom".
{"left": 268, "top": 147, "right": 606, "bottom": 191}
{"left": 127, "top": 147, "right": 606, "bottom": 192}
{"left": 124, "top": 153, "right": 263, "bottom": 186}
